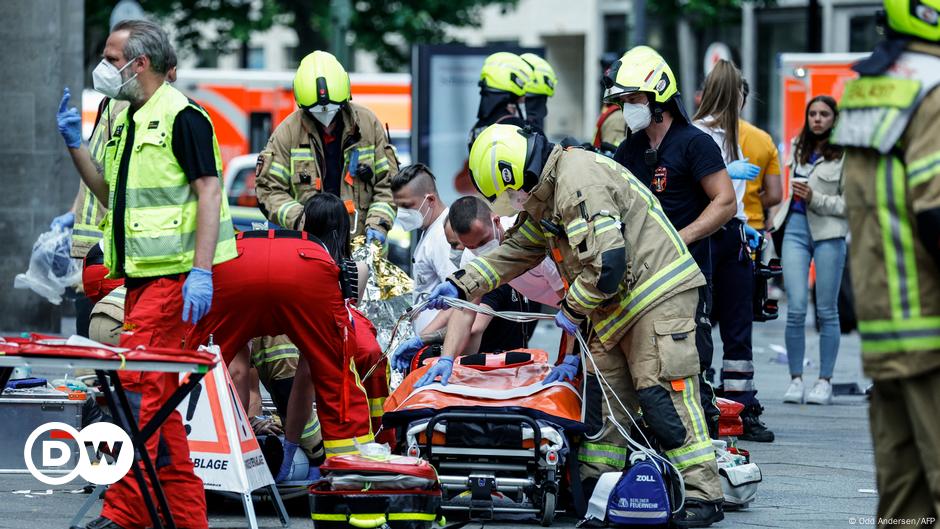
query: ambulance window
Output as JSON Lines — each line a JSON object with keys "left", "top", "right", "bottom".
{"left": 228, "top": 168, "right": 258, "bottom": 207}
{"left": 249, "top": 112, "right": 272, "bottom": 154}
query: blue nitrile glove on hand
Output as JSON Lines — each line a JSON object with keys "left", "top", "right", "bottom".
{"left": 392, "top": 336, "right": 424, "bottom": 372}
{"left": 555, "top": 310, "right": 579, "bottom": 335}
{"left": 743, "top": 224, "right": 762, "bottom": 250}
{"left": 57, "top": 88, "right": 83, "bottom": 149}
{"left": 425, "top": 281, "right": 458, "bottom": 311}
{"left": 182, "top": 267, "right": 213, "bottom": 324}
{"left": 50, "top": 211, "right": 75, "bottom": 231}
{"left": 365, "top": 227, "right": 386, "bottom": 246}
{"left": 727, "top": 159, "right": 760, "bottom": 181}
{"left": 275, "top": 439, "right": 299, "bottom": 483}
{"left": 544, "top": 355, "right": 580, "bottom": 385}
{"left": 416, "top": 357, "right": 454, "bottom": 388}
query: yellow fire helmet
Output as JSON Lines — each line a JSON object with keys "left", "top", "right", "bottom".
{"left": 884, "top": 0, "right": 940, "bottom": 41}
{"left": 521, "top": 53, "right": 557, "bottom": 97}
{"left": 293, "top": 50, "right": 351, "bottom": 108}
{"left": 468, "top": 123, "right": 530, "bottom": 203}
{"left": 480, "top": 52, "right": 531, "bottom": 97}
{"left": 602, "top": 45, "right": 678, "bottom": 104}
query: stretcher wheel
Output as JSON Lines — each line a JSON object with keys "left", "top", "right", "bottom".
{"left": 540, "top": 491, "right": 556, "bottom": 526}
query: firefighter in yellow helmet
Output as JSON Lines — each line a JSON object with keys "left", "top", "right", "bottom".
{"left": 468, "top": 52, "right": 531, "bottom": 150}
{"left": 255, "top": 50, "right": 398, "bottom": 242}
{"left": 425, "top": 124, "right": 725, "bottom": 527}
{"left": 520, "top": 52, "right": 557, "bottom": 131}
{"left": 832, "top": 1, "right": 940, "bottom": 524}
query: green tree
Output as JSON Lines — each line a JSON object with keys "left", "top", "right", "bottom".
{"left": 85, "top": 0, "right": 517, "bottom": 72}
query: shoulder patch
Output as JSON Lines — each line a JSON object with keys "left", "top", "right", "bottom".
{"left": 841, "top": 77, "right": 921, "bottom": 110}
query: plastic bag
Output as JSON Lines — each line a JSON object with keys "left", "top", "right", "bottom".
{"left": 14, "top": 227, "right": 82, "bottom": 304}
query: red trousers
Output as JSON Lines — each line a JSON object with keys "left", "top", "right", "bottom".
{"left": 101, "top": 277, "right": 208, "bottom": 529}
{"left": 349, "top": 307, "right": 392, "bottom": 444}
{"left": 186, "top": 233, "right": 373, "bottom": 456}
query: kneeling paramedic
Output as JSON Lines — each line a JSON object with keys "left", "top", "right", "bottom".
{"left": 425, "top": 124, "right": 724, "bottom": 527}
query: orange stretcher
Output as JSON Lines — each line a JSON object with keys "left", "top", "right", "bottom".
{"left": 383, "top": 350, "right": 583, "bottom": 525}
{"left": 0, "top": 335, "right": 219, "bottom": 529}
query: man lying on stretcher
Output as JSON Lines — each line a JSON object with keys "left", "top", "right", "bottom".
{"left": 391, "top": 196, "right": 565, "bottom": 387}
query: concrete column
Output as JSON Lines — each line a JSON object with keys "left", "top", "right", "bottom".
{"left": 0, "top": 0, "right": 84, "bottom": 332}
{"left": 741, "top": 2, "right": 757, "bottom": 122}
{"left": 677, "top": 17, "right": 696, "bottom": 113}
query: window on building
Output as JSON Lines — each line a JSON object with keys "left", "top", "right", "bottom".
{"left": 247, "top": 47, "right": 265, "bottom": 70}
{"left": 196, "top": 48, "right": 219, "bottom": 68}
{"left": 604, "top": 13, "right": 629, "bottom": 56}
{"left": 849, "top": 14, "right": 880, "bottom": 53}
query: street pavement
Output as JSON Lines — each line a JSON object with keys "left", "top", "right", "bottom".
{"left": 0, "top": 303, "right": 879, "bottom": 529}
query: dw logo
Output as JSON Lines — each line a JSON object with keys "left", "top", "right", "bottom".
{"left": 24, "top": 422, "right": 134, "bottom": 485}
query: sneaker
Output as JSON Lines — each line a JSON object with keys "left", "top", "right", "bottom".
{"left": 739, "top": 404, "right": 775, "bottom": 443}
{"left": 673, "top": 498, "right": 724, "bottom": 528}
{"left": 806, "top": 379, "right": 833, "bottom": 405}
{"left": 783, "top": 378, "right": 804, "bottom": 404}
{"left": 85, "top": 517, "right": 127, "bottom": 529}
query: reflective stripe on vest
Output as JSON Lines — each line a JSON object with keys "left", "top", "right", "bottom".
{"left": 594, "top": 253, "right": 699, "bottom": 343}
{"left": 102, "top": 84, "right": 237, "bottom": 278}
{"left": 877, "top": 156, "right": 922, "bottom": 321}
{"left": 859, "top": 317, "right": 940, "bottom": 354}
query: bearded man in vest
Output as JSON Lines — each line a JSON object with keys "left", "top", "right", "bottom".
{"left": 57, "top": 20, "right": 236, "bottom": 529}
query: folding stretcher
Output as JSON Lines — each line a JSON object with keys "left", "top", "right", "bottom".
{"left": 0, "top": 335, "right": 219, "bottom": 529}
{"left": 383, "top": 350, "right": 584, "bottom": 526}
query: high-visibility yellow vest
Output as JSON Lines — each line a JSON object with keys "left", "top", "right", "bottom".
{"left": 101, "top": 84, "right": 237, "bottom": 278}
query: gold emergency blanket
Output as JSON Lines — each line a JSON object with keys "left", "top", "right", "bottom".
{"left": 352, "top": 236, "right": 414, "bottom": 350}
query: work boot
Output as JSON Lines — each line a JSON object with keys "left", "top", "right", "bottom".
{"left": 85, "top": 516, "right": 127, "bottom": 529}
{"left": 739, "top": 404, "right": 775, "bottom": 443}
{"left": 673, "top": 498, "right": 724, "bottom": 528}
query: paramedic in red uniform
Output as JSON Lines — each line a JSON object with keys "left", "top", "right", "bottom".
{"left": 185, "top": 230, "right": 374, "bottom": 465}
{"left": 59, "top": 21, "right": 236, "bottom": 529}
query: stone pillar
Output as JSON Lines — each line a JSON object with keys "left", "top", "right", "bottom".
{"left": 0, "top": 0, "right": 84, "bottom": 331}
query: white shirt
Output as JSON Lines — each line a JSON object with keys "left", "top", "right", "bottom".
{"left": 693, "top": 118, "right": 747, "bottom": 222}
{"left": 412, "top": 207, "right": 458, "bottom": 332}
{"left": 460, "top": 216, "right": 564, "bottom": 307}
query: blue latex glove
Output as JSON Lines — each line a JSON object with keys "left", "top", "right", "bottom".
{"left": 392, "top": 336, "right": 424, "bottom": 372}
{"left": 726, "top": 159, "right": 760, "bottom": 181}
{"left": 182, "top": 267, "right": 213, "bottom": 324}
{"left": 57, "top": 88, "right": 83, "bottom": 149}
{"left": 365, "top": 227, "right": 386, "bottom": 246}
{"left": 306, "top": 465, "right": 322, "bottom": 481}
{"left": 743, "top": 224, "right": 762, "bottom": 250}
{"left": 555, "top": 310, "right": 579, "bottom": 335}
{"left": 544, "top": 355, "right": 580, "bottom": 385}
{"left": 50, "top": 211, "right": 75, "bottom": 231}
{"left": 416, "top": 357, "right": 454, "bottom": 388}
{"left": 425, "top": 281, "right": 458, "bottom": 311}
{"left": 275, "top": 439, "right": 299, "bottom": 483}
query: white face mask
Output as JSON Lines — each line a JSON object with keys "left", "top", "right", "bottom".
{"left": 309, "top": 103, "right": 340, "bottom": 127}
{"left": 469, "top": 218, "right": 501, "bottom": 256}
{"left": 395, "top": 195, "right": 429, "bottom": 231}
{"left": 92, "top": 57, "right": 141, "bottom": 100}
{"left": 449, "top": 248, "right": 464, "bottom": 267}
{"left": 622, "top": 102, "right": 653, "bottom": 133}
{"left": 507, "top": 188, "right": 529, "bottom": 212}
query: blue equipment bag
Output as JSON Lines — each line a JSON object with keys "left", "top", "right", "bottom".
{"left": 606, "top": 456, "right": 671, "bottom": 526}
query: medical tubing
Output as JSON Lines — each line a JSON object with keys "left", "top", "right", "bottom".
{"left": 370, "top": 297, "right": 687, "bottom": 510}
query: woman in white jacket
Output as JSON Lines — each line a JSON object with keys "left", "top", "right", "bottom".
{"left": 770, "top": 95, "right": 847, "bottom": 405}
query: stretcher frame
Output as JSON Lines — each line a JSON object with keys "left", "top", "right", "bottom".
{"left": 0, "top": 348, "right": 288, "bottom": 529}
{"left": 418, "top": 410, "right": 561, "bottom": 526}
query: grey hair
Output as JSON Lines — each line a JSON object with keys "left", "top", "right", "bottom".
{"left": 112, "top": 20, "right": 174, "bottom": 75}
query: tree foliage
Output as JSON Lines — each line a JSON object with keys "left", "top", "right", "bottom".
{"left": 85, "top": 0, "right": 518, "bottom": 72}
{"left": 648, "top": 0, "right": 758, "bottom": 30}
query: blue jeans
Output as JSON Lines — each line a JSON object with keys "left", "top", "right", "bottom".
{"left": 781, "top": 212, "right": 846, "bottom": 378}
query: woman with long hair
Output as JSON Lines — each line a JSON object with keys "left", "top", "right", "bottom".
{"left": 692, "top": 60, "right": 775, "bottom": 442}
{"left": 770, "top": 95, "right": 847, "bottom": 405}
{"left": 302, "top": 193, "right": 391, "bottom": 442}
